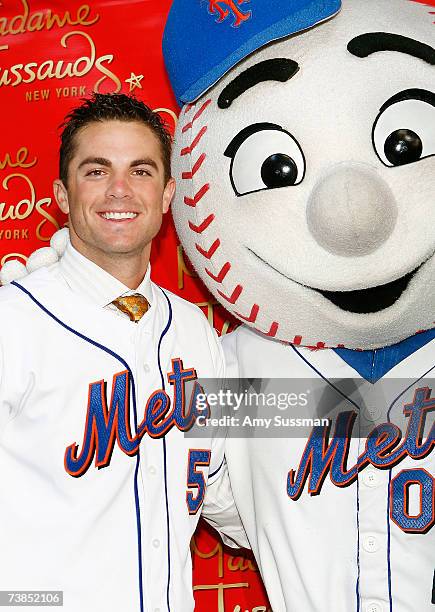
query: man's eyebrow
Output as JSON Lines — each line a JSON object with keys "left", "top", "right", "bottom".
{"left": 130, "top": 158, "right": 158, "bottom": 170}
{"left": 78, "top": 157, "right": 111, "bottom": 169}
{"left": 347, "top": 32, "right": 435, "bottom": 65}
{"left": 77, "top": 157, "right": 159, "bottom": 170}
{"left": 218, "top": 58, "right": 299, "bottom": 109}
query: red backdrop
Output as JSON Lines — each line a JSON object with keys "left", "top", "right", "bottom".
{"left": 0, "top": 0, "right": 269, "bottom": 610}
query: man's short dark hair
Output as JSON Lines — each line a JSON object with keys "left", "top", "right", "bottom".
{"left": 59, "top": 93, "right": 172, "bottom": 185}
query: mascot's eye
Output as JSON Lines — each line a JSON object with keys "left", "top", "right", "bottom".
{"left": 372, "top": 89, "right": 435, "bottom": 167}
{"left": 224, "top": 122, "right": 305, "bottom": 196}
{"left": 383, "top": 129, "right": 422, "bottom": 166}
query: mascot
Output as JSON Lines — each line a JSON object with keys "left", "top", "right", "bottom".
{"left": 165, "top": 2, "right": 435, "bottom": 610}
{"left": 3, "top": 1, "right": 434, "bottom": 611}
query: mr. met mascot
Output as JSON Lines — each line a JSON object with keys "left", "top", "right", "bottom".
{"left": 3, "top": 1, "right": 434, "bottom": 611}
{"left": 166, "top": 1, "right": 435, "bottom": 611}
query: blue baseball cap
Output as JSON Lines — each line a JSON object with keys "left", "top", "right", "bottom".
{"left": 163, "top": 0, "right": 341, "bottom": 106}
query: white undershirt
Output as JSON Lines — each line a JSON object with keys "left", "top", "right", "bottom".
{"left": 58, "top": 242, "right": 153, "bottom": 321}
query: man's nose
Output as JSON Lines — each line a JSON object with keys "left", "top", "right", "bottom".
{"left": 306, "top": 163, "right": 398, "bottom": 257}
{"left": 106, "top": 173, "right": 134, "bottom": 199}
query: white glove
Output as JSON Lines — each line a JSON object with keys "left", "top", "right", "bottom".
{"left": 0, "top": 228, "right": 69, "bottom": 285}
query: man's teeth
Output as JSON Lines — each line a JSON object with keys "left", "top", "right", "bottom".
{"left": 101, "top": 212, "right": 138, "bottom": 220}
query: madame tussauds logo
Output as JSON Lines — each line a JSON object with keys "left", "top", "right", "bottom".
{"left": 0, "top": 30, "right": 121, "bottom": 91}
{"left": 0, "top": 0, "right": 99, "bottom": 37}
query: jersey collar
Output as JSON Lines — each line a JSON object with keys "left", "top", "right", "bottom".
{"left": 333, "top": 328, "right": 435, "bottom": 383}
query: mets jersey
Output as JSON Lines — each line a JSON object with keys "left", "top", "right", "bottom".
{"left": 223, "top": 324, "right": 435, "bottom": 612}
{"left": 0, "top": 266, "right": 244, "bottom": 612}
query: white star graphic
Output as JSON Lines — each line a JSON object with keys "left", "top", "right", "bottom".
{"left": 125, "top": 72, "right": 144, "bottom": 92}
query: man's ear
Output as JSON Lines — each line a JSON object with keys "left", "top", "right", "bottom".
{"left": 162, "top": 177, "right": 176, "bottom": 214}
{"left": 53, "top": 179, "right": 69, "bottom": 214}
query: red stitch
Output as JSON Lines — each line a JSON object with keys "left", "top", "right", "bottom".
{"left": 293, "top": 335, "right": 302, "bottom": 345}
{"left": 180, "top": 127, "right": 207, "bottom": 156}
{"left": 337, "top": 344, "right": 345, "bottom": 348}
{"left": 182, "top": 99, "right": 212, "bottom": 133}
{"left": 195, "top": 238, "right": 220, "bottom": 259}
{"left": 235, "top": 304, "right": 259, "bottom": 323}
{"left": 182, "top": 153, "right": 206, "bottom": 180}
{"left": 307, "top": 343, "right": 326, "bottom": 351}
{"left": 265, "top": 322, "right": 279, "bottom": 338}
{"left": 184, "top": 184, "right": 210, "bottom": 207}
{"left": 189, "top": 214, "right": 215, "bottom": 234}
{"left": 205, "top": 262, "right": 231, "bottom": 283}
{"left": 184, "top": 103, "right": 195, "bottom": 114}
{"left": 218, "top": 285, "right": 243, "bottom": 304}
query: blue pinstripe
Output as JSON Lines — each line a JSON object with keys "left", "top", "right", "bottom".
{"left": 156, "top": 287, "right": 173, "bottom": 612}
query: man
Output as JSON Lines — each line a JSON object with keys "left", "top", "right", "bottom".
{"left": 0, "top": 93, "right": 246, "bottom": 612}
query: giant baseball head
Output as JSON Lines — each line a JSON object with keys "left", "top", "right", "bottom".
{"left": 164, "top": 0, "right": 435, "bottom": 350}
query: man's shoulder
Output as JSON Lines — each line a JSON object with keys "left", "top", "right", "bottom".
{"left": 0, "top": 282, "right": 22, "bottom": 305}
{"left": 0, "top": 266, "right": 62, "bottom": 311}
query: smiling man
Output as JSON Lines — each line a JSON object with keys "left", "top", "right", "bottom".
{"left": 0, "top": 94, "right": 247, "bottom": 612}
{"left": 53, "top": 99, "right": 174, "bottom": 290}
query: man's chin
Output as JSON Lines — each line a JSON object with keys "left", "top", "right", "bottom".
{"left": 70, "top": 235, "right": 150, "bottom": 261}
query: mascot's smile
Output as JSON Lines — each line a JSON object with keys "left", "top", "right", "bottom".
{"left": 248, "top": 246, "right": 433, "bottom": 314}
{"left": 318, "top": 269, "right": 417, "bottom": 313}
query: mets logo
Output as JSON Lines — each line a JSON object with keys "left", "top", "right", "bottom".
{"left": 207, "top": 0, "right": 252, "bottom": 27}
{"left": 64, "top": 359, "right": 208, "bottom": 477}
{"left": 287, "top": 387, "right": 435, "bottom": 534}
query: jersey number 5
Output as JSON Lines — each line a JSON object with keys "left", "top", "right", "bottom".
{"left": 186, "top": 449, "right": 211, "bottom": 515}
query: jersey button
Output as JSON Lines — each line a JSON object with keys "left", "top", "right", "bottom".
{"left": 362, "top": 535, "right": 379, "bottom": 553}
{"left": 144, "top": 364, "right": 150, "bottom": 373}
{"left": 362, "top": 469, "right": 380, "bottom": 488}
{"left": 148, "top": 465, "right": 157, "bottom": 476}
{"left": 362, "top": 406, "right": 382, "bottom": 422}
{"left": 365, "top": 602, "right": 383, "bottom": 612}
{"left": 152, "top": 539, "right": 160, "bottom": 548}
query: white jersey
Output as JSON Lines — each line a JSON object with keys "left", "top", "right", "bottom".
{"left": 223, "top": 325, "right": 435, "bottom": 612}
{"left": 0, "top": 266, "right": 243, "bottom": 612}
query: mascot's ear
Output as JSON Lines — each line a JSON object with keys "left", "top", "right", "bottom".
{"left": 0, "top": 228, "right": 69, "bottom": 285}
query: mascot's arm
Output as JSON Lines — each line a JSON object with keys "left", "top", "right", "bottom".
{"left": 201, "top": 321, "right": 250, "bottom": 549}
{"left": 202, "top": 458, "right": 250, "bottom": 549}
{"left": 0, "top": 228, "right": 68, "bottom": 285}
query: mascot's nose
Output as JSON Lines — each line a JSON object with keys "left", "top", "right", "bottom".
{"left": 306, "top": 164, "right": 397, "bottom": 257}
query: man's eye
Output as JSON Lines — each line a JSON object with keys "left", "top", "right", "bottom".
{"left": 87, "top": 169, "right": 105, "bottom": 176}
{"left": 224, "top": 123, "right": 305, "bottom": 196}
{"left": 133, "top": 169, "right": 151, "bottom": 176}
{"left": 372, "top": 90, "right": 435, "bottom": 167}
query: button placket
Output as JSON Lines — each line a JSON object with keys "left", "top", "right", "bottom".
{"left": 365, "top": 602, "right": 383, "bottom": 612}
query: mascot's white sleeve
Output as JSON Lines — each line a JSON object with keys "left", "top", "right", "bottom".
{"left": 202, "top": 458, "right": 250, "bottom": 549}
{"left": 201, "top": 324, "right": 250, "bottom": 549}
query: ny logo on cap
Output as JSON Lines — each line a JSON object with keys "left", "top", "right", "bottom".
{"left": 207, "top": 0, "right": 252, "bottom": 27}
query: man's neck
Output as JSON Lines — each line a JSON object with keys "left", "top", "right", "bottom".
{"left": 71, "top": 239, "right": 150, "bottom": 289}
